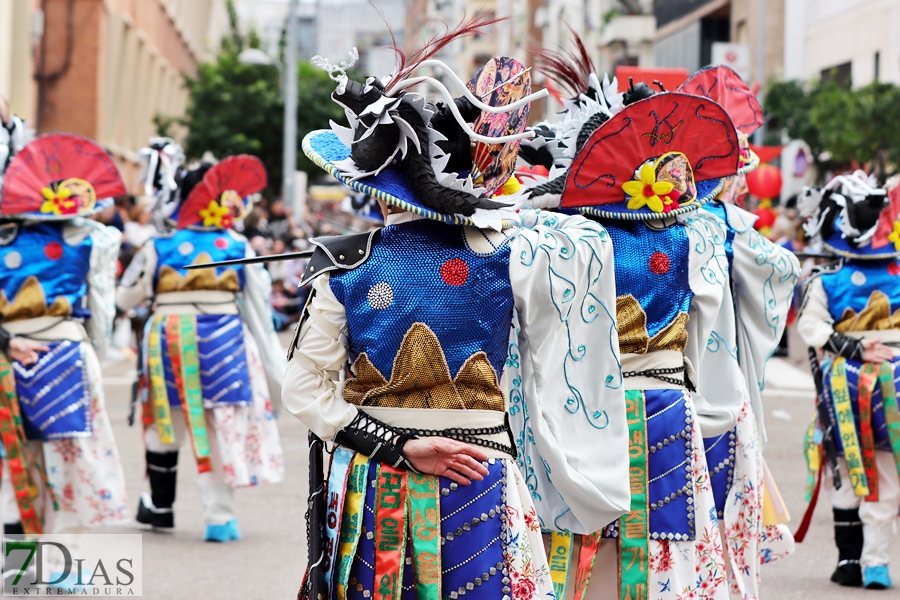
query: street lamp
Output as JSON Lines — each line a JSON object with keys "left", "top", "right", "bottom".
{"left": 236, "top": 0, "right": 300, "bottom": 222}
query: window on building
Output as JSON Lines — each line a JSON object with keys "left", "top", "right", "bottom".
{"left": 875, "top": 51, "right": 880, "bottom": 81}
{"left": 821, "top": 62, "right": 852, "bottom": 87}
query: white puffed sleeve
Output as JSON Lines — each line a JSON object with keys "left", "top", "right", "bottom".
{"left": 796, "top": 276, "right": 835, "bottom": 350}
{"left": 507, "top": 208, "right": 629, "bottom": 534}
{"left": 239, "top": 239, "right": 288, "bottom": 388}
{"left": 729, "top": 205, "right": 801, "bottom": 444}
{"left": 116, "top": 240, "right": 157, "bottom": 312}
{"left": 282, "top": 273, "right": 358, "bottom": 440}
{"left": 81, "top": 219, "right": 122, "bottom": 360}
{"left": 680, "top": 211, "right": 734, "bottom": 437}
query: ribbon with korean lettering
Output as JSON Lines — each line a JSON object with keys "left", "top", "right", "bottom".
{"left": 336, "top": 453, "right": 370, "bottom": 600}
{"left": 407, "top": 472, "right": 441, "bottom": 600}
{"left": 830, "top": 358, "right": 869, "bottom": 496}
{"left": 573, "top": 532, "right": 600, "bottom": 600}
{"left": 548, "top": 531, "right": 573, "bottom": 599}
{"left": 620, "top": 389, "right": 649, "bottom": 600}
{"left": 147, "top": 315, "right": 175, "bottom": 445}
{"left": 0, "top": 354, "right": 41, "bottom": 535}
{"left": 374, "top": 464, "right": 407, "bottom": 600}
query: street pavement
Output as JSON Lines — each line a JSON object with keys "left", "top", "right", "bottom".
{"left": 91, "top": 334, "right": 899, "bottom": 599}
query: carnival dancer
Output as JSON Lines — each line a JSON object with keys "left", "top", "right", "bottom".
{"left": 282, "top": 35, "right": 631, "bottom": 600}
{"left": 116, "top": 153, "right": 285, "bottom": 542}
{"left": 0, "top": 133, "right": 129, "bottom": 534}
{"left": 797, "top": 172, "right": 900, "bottom": 589}
{"left": 512, "top": 44, "right": 751, "bottom": 596}
{"left": 679, "top": 65, "right": 799, "bottom": 597}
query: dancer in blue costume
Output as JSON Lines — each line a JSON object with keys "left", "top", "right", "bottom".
{"left": 282, "top": 27, "right": 631, "bottom": 599}
{"left": 0, "top": 132, "right": 128, "bottom": 534}
{"left": 117, "top": 150, "right": 285, "bottom": 542}
{"left": 797, "top": 172, "right": 900, "bottom": 589}
{"left": 678, "top": 66, "right": 800, "bottom": 598}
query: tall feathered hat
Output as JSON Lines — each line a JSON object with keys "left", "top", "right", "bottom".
{"left": 800, "top": 171, "right": 900, "bottom": 260}
{"left": 513, "top": 31, "right": 624, "bottom": 208}
{"left": 0, "top": 133, "right": 126, "bottom": 220}
{"left": 173, "top": 155, "right": 267, "bottom": 229}
{"left": 138, "top": 137, "right": 186, "bottom": 220}
{"left": 677, "top": 65, "right": 762, "bottom": 203}
{"left": 561, "top": 92, "right": 741, "bottom": 220}
{"left": 301, "top": 14, "right": 547, "bottom": 230}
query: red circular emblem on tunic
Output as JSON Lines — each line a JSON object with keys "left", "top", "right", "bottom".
{"left": 649, "top": 252, "right": 670, "bottom": 275}
{"left": 888, "top": 262, "right": 900, "bottom": 276}
{"left": 44, "top": 242, "right": 63, "bottom": 260}
{"left": 439, "top": 258, "right": 469, "bottom": 286}
{"left": 214, "top": 237, "right": 229, "bottom": 250}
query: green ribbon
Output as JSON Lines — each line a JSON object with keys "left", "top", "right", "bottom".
{"left": 620, "top": 389, "right": 649, "bottom": 600}
{"left": 407, "top": 473, "right": 441, "bottom": 600}
{"left": 877, "top": 362, "right": 900, "bottom": 481}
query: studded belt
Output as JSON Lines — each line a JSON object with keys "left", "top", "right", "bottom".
{"left": 362, "top": 407, "right": 516, "bottom": 459}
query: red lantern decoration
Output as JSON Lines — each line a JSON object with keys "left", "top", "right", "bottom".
{"left": 746, "top": 163, "right": 783, "bottom": 201}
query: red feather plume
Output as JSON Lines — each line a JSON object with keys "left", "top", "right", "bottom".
{"left": 382, "top": 9, "right": 504, "bottom": 93}
{"left": 531, "top": 24, "right": 595, "bottom": 97}
{"left": 1, "top": 134, "right": 126, "bottom": 215}
{"left": 177, "top": 155, "right": 267, "bottom": 228}
{"left": 677, "top": 65, "right": 764, "bottom": 134}
{"left": 561, "top": 93, "right": 740, "bottom": 208}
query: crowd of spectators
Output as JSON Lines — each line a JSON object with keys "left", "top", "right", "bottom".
{"left": 96, "top": 191, "right": 377, "bottom": 334}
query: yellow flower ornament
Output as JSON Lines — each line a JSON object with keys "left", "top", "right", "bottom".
{"left": 888, "top": 220, "right": 900, "bottom": 251}
{"left": 621, "top": 163, "right": 674, "bottom": 214}
{"left": 199, "top": 199, "right": 233, "bottom": 228}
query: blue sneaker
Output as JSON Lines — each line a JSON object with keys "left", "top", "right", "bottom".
{"left": 205, "top": 519, "right": 241, "bottom": 543}
{"left": 864, "top": 565, "right": 893, "bottom": 589}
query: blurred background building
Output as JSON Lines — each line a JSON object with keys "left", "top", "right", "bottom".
{"left": 0, "top": 0, "right": 229, "bottom": 190}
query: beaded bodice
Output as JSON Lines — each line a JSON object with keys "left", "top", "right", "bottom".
{"left": 154, "top": 228, "right": 246, "bottom": 294}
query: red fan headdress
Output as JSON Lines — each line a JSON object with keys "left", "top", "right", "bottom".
{"left": 562, "top": 93, "right": 740, "bottom": 220}
{"left": 177, "top": 155, "right": 267, "bottom": 229}
{"left": 677, "top": 65, "right": 763, "bottom": 135}
{"left": 1, "top": 134, "right": 126, "bottom": 220}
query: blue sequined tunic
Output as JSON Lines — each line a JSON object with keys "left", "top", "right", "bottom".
{"left": 329, "top": 219, "right": 514, "bottom": 396}
{"left": 153, "top": 228, "right": 247, "bottom": 291}
{"left": 600, "top": 220, "right": 699, "bottom": 541}
{"left": 0, "top": 223, "right": 94, "bottom": 440}
{"left": 820, "top": 258, "right": 900, "bottom": 454}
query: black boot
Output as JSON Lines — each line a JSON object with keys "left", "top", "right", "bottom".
{"left": 830, "top": 507, "right": 863, "bottom": 586}
{"left": 136, "top": 451, "right": 178, "bottom": 529}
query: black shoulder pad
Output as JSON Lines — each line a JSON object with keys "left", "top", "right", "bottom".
{"left": 299, "top": 229, "right": 380, "bottom": 287}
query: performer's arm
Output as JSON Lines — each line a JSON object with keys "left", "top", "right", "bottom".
{"left": 283, "top": 274, "right": 357, "bottom": 441}
{"left": 83, "top": 220, "right": 122, "bottom": 359}
{"left": 507, "top": 208, "right": 629, "bottom": 533}
{"left": 239, "top": 241, "right": 287, "bottom": 387}
{"left": 116, "top": 241, "right": 157, "bottom": 312}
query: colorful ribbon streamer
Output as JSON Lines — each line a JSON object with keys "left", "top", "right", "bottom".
{"left": 374, "top": 464, "right": 407, "bottom": 600}
{"left": 407, "top": 472, "right": 441, "bottom": 600}
{"left": 146, "top": 314, "right": 175, "bottom": 444}
{"left": 857, "top": 363, "right": 879, "bottom": 501}
{"left": 830, "top": 358, "right": 869, "bottom": 496}
{"left": 548, "top": 531, "right": 573, "bottom": 599}
{"left": 165, "top": 315, "right": 212, "bottom": 472}
{"left": 336, "top": 453, "right": 370, "bottom": 600}
{"left": 877, "top": 362, "right": 900, "bottom": 481}
{"left": 620, "top": 389, "right": 650, "bottom": 600}
{"left": 0, "top": 354, "right": 42, "bottom": 535}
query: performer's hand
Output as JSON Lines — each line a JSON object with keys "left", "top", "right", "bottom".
{"left": 861, "top": 338, "right": 894, "bottom": 364}
{"left": 403, "top": 437, "right": 490, "bottom": 485}
{"left": 8, "top": 338, "right": 48, "bottom": 366}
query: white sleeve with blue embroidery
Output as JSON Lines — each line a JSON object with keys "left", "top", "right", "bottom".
{"left": 82, "top": 219, "right": 122, "bottom": 360}
{"left": 506, "top": 208, "right": 629, "bottom": 534}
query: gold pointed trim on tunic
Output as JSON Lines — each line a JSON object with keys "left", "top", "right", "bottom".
{"left": 156, "top": 252, "right": 241, "bottom": 294}
{"left": 616, "top": 294, "right": 689, "bottom": 354}
{"left": 344, "top": 322, "right": 505, "bottom": 411}
{"left": 0, "top": 276, "right": 72, "bottom": 322}
{"left": 835, "top": 290, "right": 900, "bottom": 333}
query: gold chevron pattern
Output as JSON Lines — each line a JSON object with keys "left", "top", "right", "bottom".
{"left": 616, "top": 294, "right": 690, "bottom": 354}
{"left": 835, "top": 290, "right": 900, "bottom": 333}
{"left": 0, "top": 276, "right": 72, "bottom": 322}
{"left": 156, "top": 252, "right": 240, "bottom": 294}
{"left": 344, "top": 322, "right": 505, "bottom": 411}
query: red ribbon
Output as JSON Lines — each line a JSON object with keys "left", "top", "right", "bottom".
{"left": 374, "top": 464, "right": 407, "bottom": 600}
{"left": 858, "top": 363, "right": 879, "bottom": 501}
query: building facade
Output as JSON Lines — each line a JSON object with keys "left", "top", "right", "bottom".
{"left": 2, "top": 0, "right": 228, "bottom": 192}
